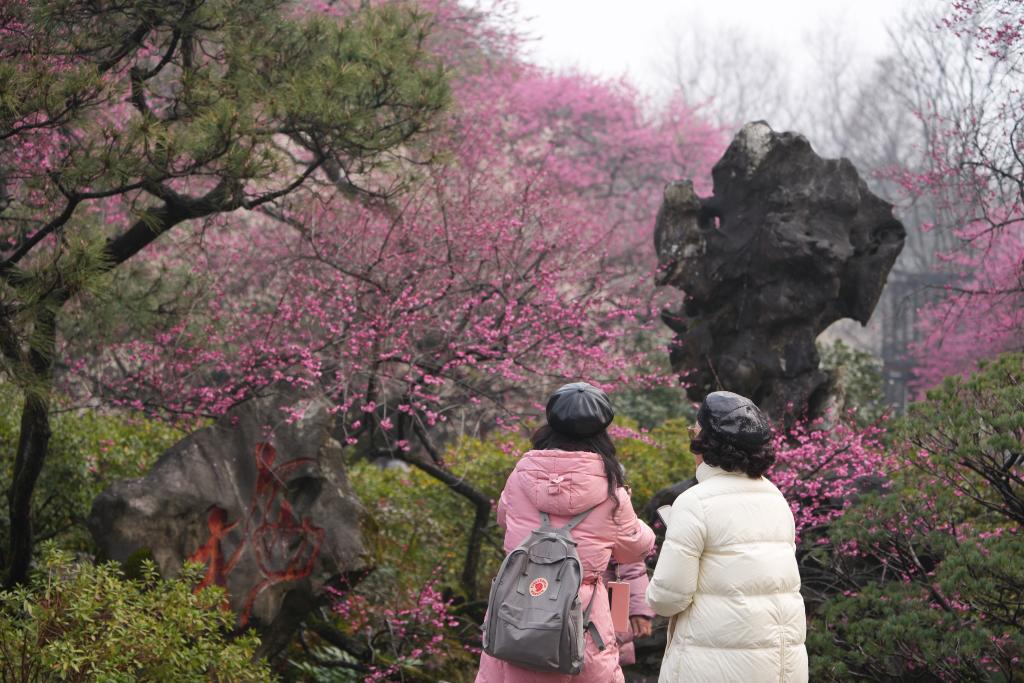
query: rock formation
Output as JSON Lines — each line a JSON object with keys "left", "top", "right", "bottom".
{"left": 654, "top": 122, "right": 905, "bottom": 421}
{"left": 88, "top": 389, "right": 363, "bottom": 656}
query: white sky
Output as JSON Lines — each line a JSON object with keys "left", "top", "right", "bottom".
{"left": 513, "top": 0, "right": 928, "bottom": 95}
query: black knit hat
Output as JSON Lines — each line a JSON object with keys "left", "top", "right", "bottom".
{"left": 697, "top": 391, "right": 771, "bottom": 450}
{"left": 545, "top": 382, "right": 614, "bottom": 437}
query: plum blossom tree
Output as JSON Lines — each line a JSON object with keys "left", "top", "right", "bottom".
{"left": 911, "top": 219, "right": 1024, "bottom": 387}
{"left": 76, "top": 64, "right": 722, "bottom": 423}
{"left": 0, "top": 0, "right": 448, "bottom": 585}
{"left": 68, "top": 39, "right": 722, "bottom": 594}
{"left": 904, "top": 0, "right": 1024, "bottom": 387}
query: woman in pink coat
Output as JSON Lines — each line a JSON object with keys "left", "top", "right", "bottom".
{"left": 475, "top": 382, "right": 656, "bottom": 683}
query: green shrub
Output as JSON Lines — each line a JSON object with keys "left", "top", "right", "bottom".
{"left": 617, "top": 417, "right": 694, "bottom": 513}
{"left": 818, "top": 339, "right": 886, "bottom": 424}
{"left": 614, "top": 382, "right": 694, "bottom": 430}
{"left": 329, "top": 434, "right": 524, "bottom": 681}
{"left": 353, "top": 433, "right": 524, "bottom": 597}
{"left": 0, "top": 383, "right": 181, "bottom": 555}
{"left": 289, "top": 645, "right": 363, "bottom": 682}
{"left": 808, "top": 353, "right": 1024, "bottom": 681}
{"left": 0, "top": 546, "right": 274, "bottom": 682}
{"left": 612, "top": 334, "right": 696, "bottom": 430}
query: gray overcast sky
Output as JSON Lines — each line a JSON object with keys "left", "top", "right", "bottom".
{"left": 513, "top": 0, "right": 926, "bottom": 94}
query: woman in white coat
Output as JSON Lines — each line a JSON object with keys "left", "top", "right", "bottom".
{"left": 646, "top": 391, "right": 808, "bottom": 683}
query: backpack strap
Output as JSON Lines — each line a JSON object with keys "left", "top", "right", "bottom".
{"left": 539, "top": 504, "right": 597, "bottom": 533}
{"left": 582, "top": 585, "right": 606, "bottom": 651}
{"left": 558, "top": 504, "right": 598, "bottom": 533}
{"left": 540, "top": 504, "right": 607, "bottom": 650}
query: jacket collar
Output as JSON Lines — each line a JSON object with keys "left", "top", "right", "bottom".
{"left": 696, "top": 461, "right": 730, "bottom": 482}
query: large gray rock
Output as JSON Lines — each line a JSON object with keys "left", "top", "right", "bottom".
{"left": 654, "top": 122, "right": 905, "bottom": 421}
{"left": 88, "top": 390, "right": 363, "bottom": 655}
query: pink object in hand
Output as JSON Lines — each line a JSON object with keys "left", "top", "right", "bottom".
{"left": 608, "top": 580, "right": 630, "bottom": 632}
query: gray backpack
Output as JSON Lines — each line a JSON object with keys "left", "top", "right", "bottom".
{"left": 482, "top": 507, "right": 605, "bottom": 673}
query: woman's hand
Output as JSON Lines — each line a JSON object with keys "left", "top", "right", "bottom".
{"left": 630, "top": 615, "right": 653, "bottom": 639}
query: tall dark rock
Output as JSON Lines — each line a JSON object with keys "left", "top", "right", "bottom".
{"left": 654, "top": 122, "right": 905, "bottom": 421}
{"left": 88, "top": 390, "right": 363, "bottom": 656}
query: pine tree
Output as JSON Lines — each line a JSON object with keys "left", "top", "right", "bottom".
{"left": 0, "top": 0, "right": 448, "bottom": 585}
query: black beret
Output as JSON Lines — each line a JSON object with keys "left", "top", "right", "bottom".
{"left": 546, "top": 382, "right": 614, "bottom": 437}
{"left": 697, "top": 391, "right": 771, "bottom": 450}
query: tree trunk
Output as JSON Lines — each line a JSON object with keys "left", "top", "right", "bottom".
{"left": 4, "top": 306, "right": 57, "bottom": 588}
{"left": 1, "top": 197, "right": 211, "bottom": 586}
{"left": 462, "top": 497, "right": 492, "bottom": 599}
{"left": 5, "top": 391, "right": 52, "bottom": 587}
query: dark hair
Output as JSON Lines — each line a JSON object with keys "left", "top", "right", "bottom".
{"left": 690, "top": 430, "right": 775, "bottom": 478}
{"left": 531, "top": 424, "right": 625, "bottom": 510}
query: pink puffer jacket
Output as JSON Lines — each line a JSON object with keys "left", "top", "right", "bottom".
{"left": 475, "top": 449, "right": 656, "bottom": 683}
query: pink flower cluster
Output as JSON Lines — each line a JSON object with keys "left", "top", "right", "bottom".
{"left": 329, "top": 576, "right": 461, "bottom": 682}
{"left": 909, "top": 217, "right": 1024, "bottom": 391}
{"left": 946, "top": 1, "right": 1024, "bottom": 58}
{"left": 769, "top": 415, "right": 894, "bottom": 544}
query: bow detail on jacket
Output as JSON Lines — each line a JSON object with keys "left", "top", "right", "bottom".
{"left": 548, "top": 474, "right": 569, "bottom": 496}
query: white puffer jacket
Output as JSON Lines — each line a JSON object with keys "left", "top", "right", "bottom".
{"left": 646, "top": 462, "right": 808, "bottom": 683}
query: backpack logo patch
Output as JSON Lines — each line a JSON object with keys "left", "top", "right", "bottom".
{"left": 529, "top": 577, "right": 549, "bottom": 597}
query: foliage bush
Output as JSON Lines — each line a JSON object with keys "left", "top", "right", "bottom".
{"left": 614, "top": 382, "right": 694, "bottom": 431}
{"left": 354, "top": 432, "right": 524, "bottom": 598}
{"left": 614, "top": 418, "right": 695, "bottom": 514}
{"left": 613, "top": 343, "right": 696, "bottom": 430}
{"left": 289, "top": 645, "right": 363, "bottom": 683}
{"left": 0, "top": 383, "right": 180, "bottom": 558}
{"left": 817, "top": 339, "right": 886, "bottom": 425}
{"left": 319, "top": 434, "right": 521, "bottom": 681}
{"left": 0, "top": 546, "right": 273, "bottom": 682}
{"left": 807, "top": 353, "right": 1024, "bottom": 680}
